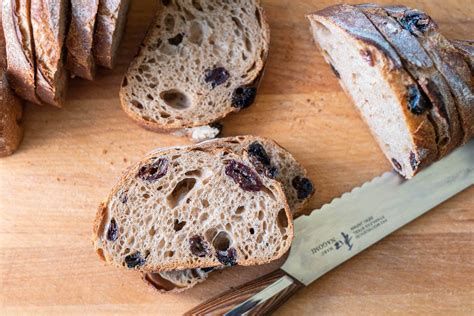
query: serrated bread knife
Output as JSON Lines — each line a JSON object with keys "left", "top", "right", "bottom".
{"left": 186, "top": 140, "right": 474, "bottom": 315}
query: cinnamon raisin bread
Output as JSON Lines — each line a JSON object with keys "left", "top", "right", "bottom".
{"left": 356, "top": 4, "right": 462, "bottom": 158}
{"left": 93, "top": 145, "right": 293, "bottom": 272}
{"left": 142, "top": 136, "right": 314, "bottom": 292}
{"left": 1, "top": 17, "right": 23, "bottom": 157}
{"left": 384, "top": 5, "right": 474, "bottom": 144}
{"left": 119, "top": 0, "right": 270, "bottom": 136}
{"left": 93, "top": 0, "right": 131, "bottom": 69}
{"left": 66, "top": 0, "right": 100, "bottom": 80}
{"left": 307, "top": 4, "right": 438, "bottom": 178}
{"left": 2, "top": 0, "right": 41, "bottom": 104}
{"left": 31, "top": 0, "right": 69, "bottom": 107}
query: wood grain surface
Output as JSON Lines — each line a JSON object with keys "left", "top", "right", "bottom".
{"left": 1, "top": 0, "right": 473, "bottom": 315}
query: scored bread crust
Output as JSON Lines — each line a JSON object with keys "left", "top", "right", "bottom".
{"left": 356, "top": 4, "right": 462, "bottom": 158}
{"left": 1, "top": 19, "right": 24, "bottom": 157}
{"left": 119, "top": 0, "right": 270, "bottom": 134}
{"left": 308, "top": 4, "right": 438, "bottom": 178}
{"left": 451, "top": 40, "right": 474, "bottom": 74}
{"left": 93, "top": 144, "right": 293, "bottom": 272}
{"left": 93, "top": 0, "right": 131, "bottom": 69}
{"left": 66, "top": 0, "right": 100, "bottom": 80}
{"left": 384, "top": 5, "right": 473, "bottom": 144}
{"left": 2, "top": 0, "right": 42, "bottom": 104}
{"left": 141, "top": 135, "right": 315, "bottom": 293}
{"left": 30, "top": 0, "right": 68, "bottom": 107}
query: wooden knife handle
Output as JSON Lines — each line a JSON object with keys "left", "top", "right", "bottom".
{"left": 184, "top": 269, "right": 304, "bottom": 316}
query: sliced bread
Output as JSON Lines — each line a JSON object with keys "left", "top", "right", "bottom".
{"left": 30, "top": 0, "right": 69, "bottom": 107}
{"left": 2, "top": 0, "right": 41, "bottom": 104}
{"left": 384, "top": 5, "right": 474, "bottom": 144}
{"left": 66, "top": 0, "right": 100, "bottom": 80}
{"left": 307, "top": 4, "right": 438, "bottom": 178}
{"left": 142, "top": 136, "right": 314, "bottom": 292}
{"left": 357, "top": 4, "right": 462, "bottom": 158}
{"left": 1, "top": 16, "right": 23, "bottom": 157}
{"left": 93, "top": 0, "right": 131, "bottom": 69}
{"left": 93, "top": 145, "right": 293, "bottom": 272}
{"left": 119, "top": 0, "right": 270, "bottom": 135}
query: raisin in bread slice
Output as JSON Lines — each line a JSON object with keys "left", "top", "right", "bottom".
{"left": 66, "top": 0, "right": 99, "bottom": 80}
{"left": 31, "top": 0, "right": 69, "bottom": 107}
{"left": 451, "top": 40, "right": 474, "bottom": 74}
{"left": 119, "top": 0, "right": 270, "bottom": 137}
{"left": 93, "top": 0, "right": 131, "bottom": 69}
{"left": 93, "top": 145, "right": 293, "bottom": 272}
{"left": 1, "top": 16, "right": 23, "bottom": 157}
{"left": 2, "top": 0, "right": 42, "bottom": 104}
{"left": 356, "top": 4, "right": 462, "bottom": 158}
{"left": 384, "top": 5, "right": 474, "bottom": 143}
{"left": 307, "top": 4, "right": 438, "bottom": 178}
{"left": 142, "top": 136, "right": 314, "bottom": 292}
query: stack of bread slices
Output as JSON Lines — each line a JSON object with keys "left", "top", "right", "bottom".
{"left": 308, "top": 4, "right": 473, "bottom": 178}
{"left": 93, "top": 136, "right": 315, "bottom": 292}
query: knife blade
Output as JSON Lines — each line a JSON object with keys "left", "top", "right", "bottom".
{"left": 185, "top": 140, "right": 473, "bottom": 316}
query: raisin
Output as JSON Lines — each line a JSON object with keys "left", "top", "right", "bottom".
{"left": 225, "top": 160, "right": 262, "bottom": 192}
{"left": 189, "top": 235, "right": 210, "bottom": 257}
{"left": 398, "top": 11, "right": 432, "bottom": 36}
{"left": 329, "top": 63, "right": 340, "bottom": 79}
{"left": 200, "top": 267, "right": 214, "bottom": 273}
{"left": 407, "top": 85, "right": 431, "bottom": 115}
{"left": 409, "top": 152, "right": 419, "bottom": 170}
{"left": 232, "top": 86, "right": 257, "bottom": 109}
{"left": 216, "top": 247, "right": 237, "bottom": 266}
{"left": 247, "top": 142, "right": 278, "bottom": 178}
{"left": 107, "top": 218, "right": 118, "bottom": 241}
{"left": 391, "top": 158, "right": 402, "bottom": 171}
{"left": 168, "top": 33, "right": 184, "bottom": 45}
{"left": 360, "top": 49, "right": 375, "bottom": 67}
{"left": 125, "top": 252, "right": 145, "bottom": 268}
{"left": 138, "top": 158, "right": 169, "bottom": 182}
{"left": 292, "top": 176, "right": 314, "bottom": 200}
{"left": 205, "top": 67, "right": 230, "bottom": 88}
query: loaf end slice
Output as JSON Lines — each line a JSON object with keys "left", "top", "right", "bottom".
{"left": 66, "top": 0, "right": 100, "bottom": 80}
{"left": 119, "top": 0, "right": 270, "bottom": 135}
{"left": 308, "top": 4, "right": 438, "bottom": 178}
{"left": 93, "top": 146, "right": 293, "bottom": 272}
{"left": 93, "top": 0, "right": 131, "bottom": 69}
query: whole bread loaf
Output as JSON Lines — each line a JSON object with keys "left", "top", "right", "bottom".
{"left": 2, "top": 0, "right": 42, "bottom": 104}
{"left": 0, "top": 15, "right": 23, "bottom": 157}
{"left": 142, "top": 136, "right": 314, "bottom": 292}
{"left": 93, "top": 0, "right": 131, "bottom": 69}
{"left": 120, "top": 0, "right": 270, "bottom": 137}
{"left": 93, "top": 144, "right": 293, "bottom": 272}
{"left": 30, "top": 0, "right": 69, "bottom": 107}
{"left": 66, "top": 0, "right": 100, "bottom": 80}
{"left": 308, "top": 4, "right": 438, "bottom": 178}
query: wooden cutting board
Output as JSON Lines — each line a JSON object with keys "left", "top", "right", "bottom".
{"left": 1, "top": 0, "right": 472, "bottom": 314}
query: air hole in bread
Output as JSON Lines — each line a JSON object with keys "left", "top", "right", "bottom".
{"left": 244, "top": 36, "right": 252, "bottom": 52}
{"left": 205, "top": 227, "right": 218, "bottom": 241}
{"left": 122, "top": 77, "right": 128, "bottom": 87}
{"left": 131, "top": 100, "right": 144, "bottom": 110}
{"left": 261, "top": 186, "right": 276, "bottom": 201}
{"left": 188, "top": 21, "right": 205, "bottom": 45}
{"left": 167, "top": 178, "right": 197, "bottom": 209}
{"left": 201, "top": 199, "right": 209, "bottom": 207}
{"left": 249, "top": 228, "right": 255, "bottom": 235}
{"left": 165, "top": 250, "right": 175, "bottom": 257}
{"left": 164, "top": 14, "right": 175, "bottom": 32}
{"left": 235, "top": 206, "right": 245, "bottom": 214}
{"left": 173, "top": 219, "right": 186, "bottom": 231}
{"left": 149, "top": 227, "right": 156, "bottom": 237}
{"left": 159, "top": 111, "right": 171, "bottom": 118}
{"left": 160, "top": 90, "right": 191, "bottom": 110}
{"left": 147, "top": 94, "right": 154, "bottom": 101}
{"left": 257, "top": 210, "right": 264, "bottom": 221}
{"left": 277, "top": 209, "right": 289, "bottom": 229}
{"left": 191, "top": 0, "right": 203, "bottom": 11}
{"left": 96, "top": 248, "right": 106, "bottom": 261}
{"left": 255, "top": 8, "right": 262, "bottom": 28}
{"left": 212, "top": 231, "right": 231, "bottom": 251}
{"left": 199, "top": 212, "right": 209, "bottom": 222}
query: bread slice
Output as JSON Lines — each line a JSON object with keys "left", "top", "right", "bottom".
{"left": 1, "top": 15, "right": 23, "bottom": 157}
{"left": 384, "top": 5, "right": 473, "bottom": 144}
{"left": 66, "top": 0, "right": 99, "bottom": 80}
{"left": 30, "top": 0, "right": 69, "bottom": 107}
{"left": 307, "top": 4, "right": 438, "bottom": 178}
{"left": 142, "top": 136, "right": 314, "bottom": 292}
{"left": 93, "top": 145, "right": 293, "bottom": 272}
{"left": 2, "top": 0, "right": 42, "bottom": 104}
{"left": 356, "top": 4, "right": 462, "bottom": 158}
{"left": 451, "top": 40, "right": 474, "bottom": 74}
{"left": 119, "top": 0, "right": 270, "bottom": 135}
{"left": 93, "top": 0, "right": 131, "bottom": 69}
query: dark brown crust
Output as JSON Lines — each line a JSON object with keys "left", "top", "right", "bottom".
{"left": 119, "top": 2, "right": 270, "bottom": 134}
{"left": 92, "top": 144, "right": 293, "bottom": 272}
{"left": 66, "top": 0, "right": 99, "bottom": 80}
{"left": 356, "top": 5, "right": 462, "bottom": 157}
{"left": 451, "top": 40, "right": 474, "bottom": 74}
